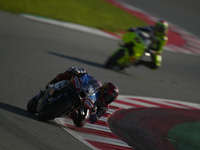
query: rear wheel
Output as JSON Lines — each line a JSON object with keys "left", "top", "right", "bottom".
{"left": 104, "top": 49, "right": 126, "bottom": 68}
{"left": 37, "top": 98, "right": 73, "bottom": 121}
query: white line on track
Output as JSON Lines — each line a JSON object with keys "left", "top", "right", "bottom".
{"left": 20, "top": 14, "right": 119, "bottom": 41}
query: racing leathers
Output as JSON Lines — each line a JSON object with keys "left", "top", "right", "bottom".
{"left": 46, "top": 67, "right": 108, "bottom": 127}
{"left": 129, "top": 25, "right": 168, "bottom": 69}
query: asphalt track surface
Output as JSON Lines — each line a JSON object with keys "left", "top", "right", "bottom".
{"left": 0, "top": 0, "right": 200, "bottom": 149}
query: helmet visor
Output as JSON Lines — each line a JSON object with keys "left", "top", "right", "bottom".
{"left": 103, "top": 91, "right": 115, "bottom": 104}
{"left": 155, "top": 24, "right": 165, "bottom": 33}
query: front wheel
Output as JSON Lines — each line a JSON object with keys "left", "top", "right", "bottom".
{"left": 27, "top": 96, "right": 38, "bottom": 114}
{"left": 37, "top": 98, "right": 73, "bottom": 121}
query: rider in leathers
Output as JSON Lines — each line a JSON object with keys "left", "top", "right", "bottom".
{"left": 129, "top": 20, "right": 169, "bottom": 70}
{"left": 46, "top": 67, "right": 119, "bottom": 127}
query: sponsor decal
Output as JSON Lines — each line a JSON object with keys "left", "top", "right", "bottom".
{"left": 85, "top": 100, "right": 93, "bottom": 109}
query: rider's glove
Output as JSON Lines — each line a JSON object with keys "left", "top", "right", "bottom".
{"left": 89, "top": 106, "right": 98, "bottom": 123}
{"left": 90, "top": 106, "right": 97, "bottom": 115}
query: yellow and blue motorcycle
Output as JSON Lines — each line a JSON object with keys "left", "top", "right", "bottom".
{"left": 104, "top": 29, "right": 155, "bottom": 70}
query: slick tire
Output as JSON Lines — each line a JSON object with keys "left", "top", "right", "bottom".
{"left": 27, "top": 96, "right": 38, "bottom": 114}
{"left": 104, "top": 49, "right": 125, "bottom": 68}
{"left": 37, "top": 99, "right": 73, "bottom": 121}
{"left": 104, "top": 57, "right": 116, "bottom": 68}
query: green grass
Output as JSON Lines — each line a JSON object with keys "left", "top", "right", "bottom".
{"left": 0, "top": 0, "right": 147, "bottom": 32}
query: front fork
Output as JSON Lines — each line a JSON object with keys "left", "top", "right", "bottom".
{"left": 36, "top": 90, "right": 46, "bottom": 100}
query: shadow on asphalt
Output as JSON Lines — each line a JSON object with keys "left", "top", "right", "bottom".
{"left": 0, "top": 102, "right": 38, "bottom": 120}
{"left": 47, "top": 51, "right": 103, "bottom": 68}
{"left": 47, "top": 51, "right": 139, "bottom": 78}
{"left": 111, "top": 67, "right": 140, "bottom": 78}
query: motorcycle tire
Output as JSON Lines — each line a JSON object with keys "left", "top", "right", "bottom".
{"left": 37, "top": 98, "right": 73, "bottom": 121}
{"left": 104, "top": 49, "right": 125, "bottom": 68}
{"left": 27, "top": 96, "right": 38, "bottom": 114}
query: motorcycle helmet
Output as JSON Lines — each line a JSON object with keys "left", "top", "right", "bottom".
{"left": 100, "top": 82, "right": 119, "bottom": 105}
{"left": 154, "top": 20, "right": 169, "bottom": 35}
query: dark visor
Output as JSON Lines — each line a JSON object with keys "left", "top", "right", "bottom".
{"left": 155, "top": 24, "right": 165, "bottom": 33}
{"left": 103, "top": 92, "right": 115, "bottom": 104}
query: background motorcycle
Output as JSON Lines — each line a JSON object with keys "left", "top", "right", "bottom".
{"left": 104, "top": 29, "right": 153, "bottom": 70}
{"left": 27, "top": 74, "right": 97, "bottom": 121}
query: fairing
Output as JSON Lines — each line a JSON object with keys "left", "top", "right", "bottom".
{"left": 70, "top": 74, "right": 97, "bottom": 109}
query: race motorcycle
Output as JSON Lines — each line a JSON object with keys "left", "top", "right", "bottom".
{"left": 104, "top": 29, "right": 157, "bottom": 69}
{"left": 27, "top": 74, "right": 97, "bottom": 121}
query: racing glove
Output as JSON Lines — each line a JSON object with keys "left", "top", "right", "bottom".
{"left": 90, "top": 106, "right": 97, "bottom": 115}
{"left": 67, "top": 67, "right": 80, "bottom": 76}
{"left": 89, "top": 106, "right": 98, "bottom": 124}
{"left": 67, "top": 67, "right": 87, "bottom": 77}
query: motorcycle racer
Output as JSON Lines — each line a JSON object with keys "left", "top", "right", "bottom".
{"left": 129, "top": 20, "right": 169, "bottom": 70}
{"left": 46, "top": 67, "right": 119, "bottom": 127}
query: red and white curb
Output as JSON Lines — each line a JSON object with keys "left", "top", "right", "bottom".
{"left": 103, "top": 0, "right": 200, "bottom": 55}
{"left": 54, "top": 95, "right": 200, "bottom": 150}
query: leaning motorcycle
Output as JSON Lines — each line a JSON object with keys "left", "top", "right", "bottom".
{"left": 104, "top": 29, "right": 154, "bottom": 69}
{"left": 27, "top": 74, "right": 97, "bottom": 121}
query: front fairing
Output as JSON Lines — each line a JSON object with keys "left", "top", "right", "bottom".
{"left": 83, "top": 92, "right": 97, "bottom": 109}
{"left": 70, "top": 74, "right": 91, "bottom": 92}
{"left": 70, "top": 74, "right": 97, "bottom": 109}
{"left": 80, "top": 83, "right": 97, "bottom": 109}
{"left": 36, "top": 80, "right": 69, "bottom": 112}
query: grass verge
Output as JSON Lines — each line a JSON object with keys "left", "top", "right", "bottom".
{"left": 0, "top": 0, "right": 147, "bottom": 32}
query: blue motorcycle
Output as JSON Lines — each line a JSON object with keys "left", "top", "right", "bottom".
{"left": 27, "top": 74, "right": 97, "bottom": 121}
